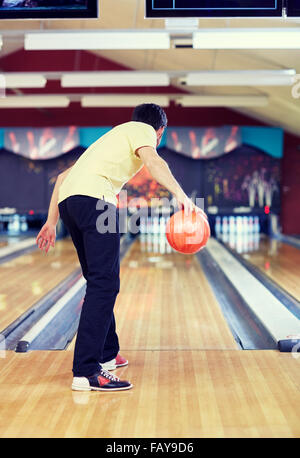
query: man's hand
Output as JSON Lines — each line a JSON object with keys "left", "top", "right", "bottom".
{"left": 36, "top": 221, "right": 56, "bottom": 254}
{"left": 176, "top": 192, "right": 208, "bottom": 220}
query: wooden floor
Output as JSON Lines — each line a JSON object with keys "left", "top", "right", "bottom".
{"left": 240, "top": 236, "right": 300, "bottom": 302}
{"left": 0, "top": 236, "right": 299, "bottom": 438}
{"left": 0, "top": 239, "right": 79, "bottom": 331}
{"left": 0, "top": 349, "right": 299, "bottom": 438}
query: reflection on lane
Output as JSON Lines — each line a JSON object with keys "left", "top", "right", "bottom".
{"left": 220, "top": 233, "right": 300, "bottom": 302}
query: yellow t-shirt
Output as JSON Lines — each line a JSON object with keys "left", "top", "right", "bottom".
{"left": 58, "top": 121, "right": 157, "bottom": 206}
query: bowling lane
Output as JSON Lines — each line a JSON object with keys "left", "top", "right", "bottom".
{"left": 68, "top": 234, "right": 238, "bottom": 352}
{"left": 0, "top": 234, "right": 32, "bottom": 250}
{"left": 221, "top": 233, "right": 300, "bottom": 302}
{"left": 0, "top": 238, "right": 80, "bottom": 332}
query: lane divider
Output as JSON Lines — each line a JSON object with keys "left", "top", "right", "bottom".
{"left": 2, "top": 268, "right": 82, "bottom": 350}
{"left": 206, "top": 238, "right": 300, "bottom": 353}
{"left": 15, "top": 276, "right": 86, "bottom": 352}
{"left": 197, "top": 249, "right": 277, "bottom": 350}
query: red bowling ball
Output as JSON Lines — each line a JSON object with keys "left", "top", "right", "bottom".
{"left": 166, "top": 210, "right": 210, "bottom": 254}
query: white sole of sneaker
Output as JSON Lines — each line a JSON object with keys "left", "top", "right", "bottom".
{"left": 71, "top": 383, "right": 133, "bottom": 392}
{"left": 100, "top": 365, "right": 116, "bottom": 371}
{"left": 101, "top": 362, "right": 128, "bottom": 371}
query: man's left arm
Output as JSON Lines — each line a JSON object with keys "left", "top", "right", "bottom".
{"left": 36, "top": 166, "right": 72, "bottom": 253}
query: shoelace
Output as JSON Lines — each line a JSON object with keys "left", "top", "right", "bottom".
{"left": 100, "top": 368, "right": 120, "bottom": 382}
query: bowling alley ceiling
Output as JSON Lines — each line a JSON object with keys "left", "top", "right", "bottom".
{"left": 0, "top": 0, "right": 300, "bottom": 137}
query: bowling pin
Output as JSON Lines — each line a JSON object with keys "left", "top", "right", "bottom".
{"left": 20, "top": 216, "right": 28, "bottom": 232}
{"left": 229, "top": 216, "right": 236, "bottom": 234}
{"left": 11, "top": 215, "right": 20, "bottom": 235}
{"left": 215, "top": 216, "right": 221, "bottom": 238}
{"left": 153, "top": 217, "right": 159, "bottom": 235}
{"left": 248, "top": 232, "right": 254, "bottom": 251}
{"left": 222, "top": 216, "right": 229, "bottom": 234}
{"left": 243, "top": 216, "right": 249, "bottom": 233}
{"left": 7, "top": 216, "right": 13, "bottom": 234}
{"left": 254, "top": 216, "right": 260, "bottom": 233}
{"left": 249, "top": 216, "right": 254, "bottom": 233}
{"left": 140, "top": 216, "right": 146, "bottom": 234}
{"left": 160, "top": 216, "right": 166, "bottom": 235}
{"left": 146, "top": 217, "right": 151, "bottom": 234}
{"left": 236, "top": 216, "right": 243, "bottom": 234}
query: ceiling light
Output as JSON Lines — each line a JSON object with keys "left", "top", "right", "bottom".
{"left": 61, "top": 72, "right": 170, "bottom": 88}
{"left": 81, "top": 95, "right": 169, "bottom": 107}
{"left": 25, "top": 31, "right": 170, "bottom": 50}
{"left": 0, "top": 95, "right": 70, "bottom": 108}
{"left": 193, "top": 28, "right": 300, "bottom": 49}
{"left": 185, "top": 70, "right": 296, "bottom": 86}
{"left": 3, "top": 73, "right": 47, "bottom": 88}
{"left": 176, "top": 95, "right": 269, "bottom": 107}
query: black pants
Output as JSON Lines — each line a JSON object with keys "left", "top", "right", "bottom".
{"left": 59, "top": 195, "right": 120, "bottom": 377}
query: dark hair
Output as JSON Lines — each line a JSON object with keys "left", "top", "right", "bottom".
{"left": 131, "top": 103, "right": 168, "bottom": 131}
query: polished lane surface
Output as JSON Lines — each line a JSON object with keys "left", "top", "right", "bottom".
{"left": 0, "top": 238, "right": 80, "bottom": 332}
{"left": 222, "top": 233, "right": 300, "bottom": 302}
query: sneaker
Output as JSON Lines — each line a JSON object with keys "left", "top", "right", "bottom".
{"left": 101, "top": 354, "right": 128, "bottom": 371}
{"left": 72, "top": 368, "right": 133, "bottom": 392}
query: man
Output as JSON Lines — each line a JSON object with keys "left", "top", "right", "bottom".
{"left": 36, "top": 103, "right": 204, "bottom": 392}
